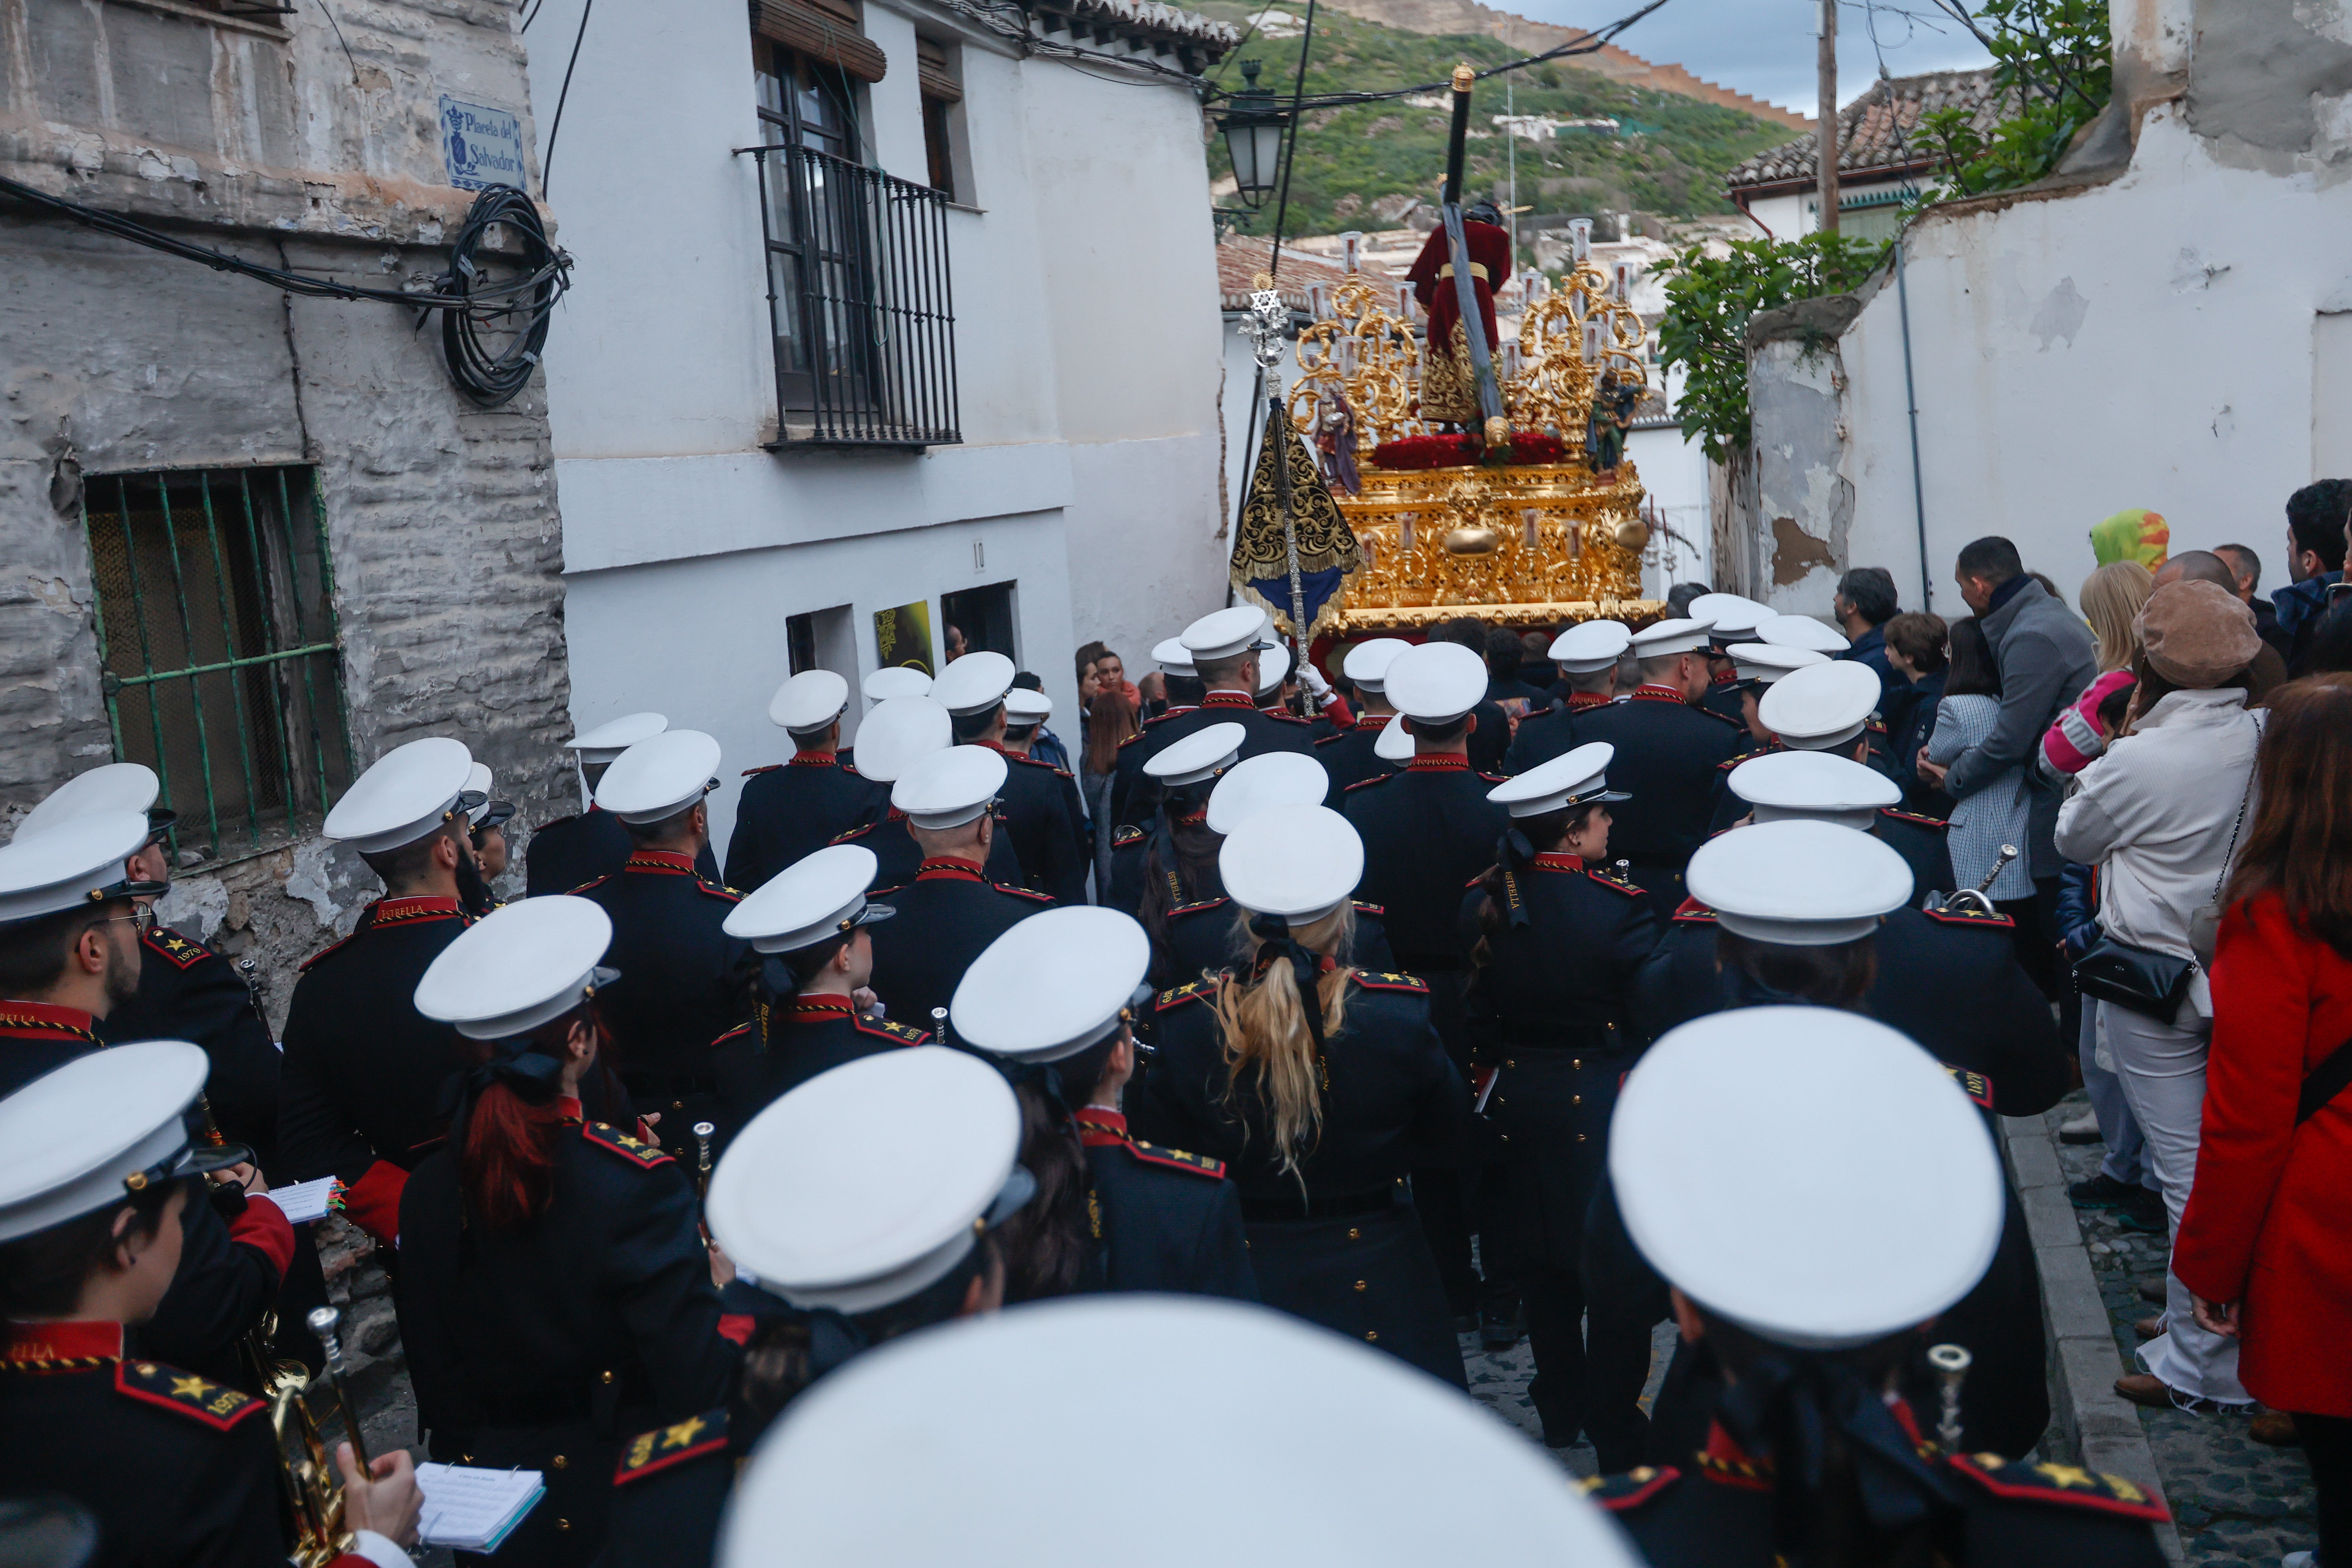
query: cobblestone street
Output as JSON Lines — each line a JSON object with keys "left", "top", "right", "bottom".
{"left": 2054, "top": 1088, "right": 2321, "bottom": 1566}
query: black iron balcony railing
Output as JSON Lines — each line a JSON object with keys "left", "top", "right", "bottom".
{"left": 740, "top": 142, "right": 961, "bottom": 448}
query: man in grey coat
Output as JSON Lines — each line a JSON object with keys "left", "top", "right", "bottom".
{"left": 1917, "top": 535, "right": 2097, "bottom": 997}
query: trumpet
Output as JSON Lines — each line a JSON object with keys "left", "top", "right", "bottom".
{"left": 1933, "top": 844, "right": 2017, "bottom": 917}
{"left": 1927, "top": 1342, "right": 1972, "bottom": 1451}
{"left": 692, "top": 1121, "right": 717, "bottom": 1199}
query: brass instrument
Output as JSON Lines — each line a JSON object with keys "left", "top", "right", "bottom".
{"left": 1935, "top": 845, "right": 2018, "bottom": 918}
{"left": 692, "top": 1122, "right": 717, "bottom": 1199}
{"left": 1927, "top": 1342, "right": 1972, "bottom": 1451}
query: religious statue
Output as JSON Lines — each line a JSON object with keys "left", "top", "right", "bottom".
{"left": 1405, "top": 200, "right": 1512, "bottom": 430}
{"left": 1586, "top": 368, "right": 1639, "bottom": 474}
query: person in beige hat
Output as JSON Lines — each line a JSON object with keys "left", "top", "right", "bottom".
{"left": 2056, "top": 576, "right": 2264, "bottom": 1415}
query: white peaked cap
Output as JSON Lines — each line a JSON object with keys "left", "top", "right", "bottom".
{"left": 594, "top": 730, "right": 722, "bottom": 824}
{"left": 322, "top": 736, "right": 474, "bottom": 855}
{"left": 891, "top": 746, "right": 1008, "bottom": 831}
{"left": 771, "top": 670, "right": 851, "bottom": 734}
{"left": 1685, "top": 818, "right": 1913, "bottom": 944}
{"left": 706, "top": 1047, "right": 1023, "bottom": 1313}
{"left": 1220, "top": 804, "right": 1362, "bottom": 924}
{"left": 725, "top": 844, "right": 892, "bottom": 954}
{"left": 1206, "top": 751, "right": 1329, "bottom": 835}
{"left": 413, "top": 896, "right": 615, "bottom": 1040}
{"left": 1759, "top": 661, "right": 1882, "bottom": 750}
{"left": 1611, "top": 1007, "right": 2003, "bottom": 1348}
{"left": 567, "top": 712, "right": 667, "bottom": 765}
{"left": 850, "top": 697, "right": 952, "bottom": 784}
{"left": 863, "top": 667, "right": 932, "bottom": 702}
{"left": 951, "top": 906, "right": 1152, "bottom": 1063}
{"left": 17, "top": 764, "right": 160, "bottom": 842}
{"left": 930, "top": 652, "right": 1017, "bottom": 718}
{"left": 719, "top": 1295, "right": 1645, "bottom": 1568}
{"left": 1145, "top": 723, "right": 1245, "bottom": 789}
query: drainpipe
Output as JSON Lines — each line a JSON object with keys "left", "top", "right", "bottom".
{"left": 1894, "top": 230, "right": 1931, "bottom": 611}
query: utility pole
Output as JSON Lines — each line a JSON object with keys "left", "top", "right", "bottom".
{"left": 1817, "top": 0, "right": 1839, "bottom": 233}
{"left": 1506, "top": 82, "right": 1519, "bottom": 272}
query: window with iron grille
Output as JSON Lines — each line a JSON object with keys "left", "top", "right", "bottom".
{"left": 748, "top": 29, "right": 961, "bottom": 448}
{"left": 79, "top": 466, "right": 354, "bottom": 867}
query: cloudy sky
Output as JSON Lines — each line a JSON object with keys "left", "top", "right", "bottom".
{"left": 1525, "top": 0, "right": 1992, "bottom": 114}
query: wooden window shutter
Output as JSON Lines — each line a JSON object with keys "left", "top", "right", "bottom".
{"left": 750, "top": 0, "right": 888, "bottom": 84}
{"left": 916, "top": 37, "right": 962, "bottom": 103}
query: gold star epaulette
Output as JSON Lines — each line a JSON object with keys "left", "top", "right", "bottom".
{"left": 1169, "top": 896, "right": 1230, "bottom": 917}
{"left": 1946, "top": 1454, "right": 2169, "bottom": 1521}
{"left": 1112, "top": 825, "right": 1146, "bottom": 848}
{"left": 1579, "top": 1465, "right": 1682, "bottom": 1513}
{"left": 853, "top": 1016, "right": 931, "bottom": 1046}
{"left": 1156, "top": 977, "right": 1216, "bottom": 1013}
{"left": 1881, "top": 808, "right": 1950, "bottom": 830}
{"left": 142, "top": 927, "right": 210, "bottom": 971}
{"left": 115, "top": 1361, "right": 265, "bottom": 1430}
{"left": 1939, "top": 1062, "right": 1996, "bottom": 1111}
{"left": 1924, "top": 903, "right": 2014, "bottom": 929}
{"left": 1127, "top": 1138, "right": 1227, "bottom": 1180}
{"left": 740, "top": 763, "right": 782, "bottom": 777}
{"left": 830, "top": 820, "right": 881, "bottom": 845}
{"left": 1352, "top": 971, "right": 1427, "bottom": 995}
{"left": 582, "top": 1121, "right": 674, "bottom": 1170}
{"left": 1587, "top": 868, "right": 1644, "bottom": 897}
{"left": 1672, "top": 896, "right": 1717, "bottom": 925}
{"left": 693, "top": 881, "right": 744, "bottom": 904}
{"left": 993, "top": 883, "right": 1056, "bottom": 904}
{"left": 614, "top": 1410, "right": 730, "bottom": 1485}
{"left": 1350, "top": 899, "right": 1385, "bottom": 916}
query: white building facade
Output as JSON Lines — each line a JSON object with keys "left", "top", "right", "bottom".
{"left": 524, "top": 0, "right": 1234, "bottom": 849}
{"left": 1735, "top": 0, "right": 2352, "bottom": 621}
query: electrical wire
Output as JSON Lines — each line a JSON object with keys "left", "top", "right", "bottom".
{"left": 0, "top": 174, "right": 571, "bottom": 407}
{"left": 1217, "top": 0, "right": 1681, "bottom": 110}
{"left": 539, "top": 0, "right": 595, "bottom": 190}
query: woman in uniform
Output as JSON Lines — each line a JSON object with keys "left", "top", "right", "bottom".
{"left": 395, "top": 897, "right": 736, "bottom": 1567}
{"left": 1138, "top": 804, "right": 1469, "bottom": 1385}
{"left": 1459, "top": 743, "right": 1656, "bottom": 1450}
{"left": 1123, "top": 724, "right": 1242, "bottom": 958}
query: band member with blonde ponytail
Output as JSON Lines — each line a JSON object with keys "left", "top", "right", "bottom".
{"left": 1137, "top": 804, "right": 1469, "bottom": 1385}
{"left": 396, "top": 898, "right": 736, "bottom": 1568}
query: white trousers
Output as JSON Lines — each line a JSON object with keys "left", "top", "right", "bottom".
{"left": 2096, "top": 999, "right": 2250, "bottom": 1406}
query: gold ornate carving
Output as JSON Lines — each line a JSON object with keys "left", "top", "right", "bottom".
{"left": 1292, "top": 253, "right": 1661, "bottom": 633}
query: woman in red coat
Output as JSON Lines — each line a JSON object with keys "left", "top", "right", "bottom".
{"left": 2176, "top": 673, "right": 2352, "bottom": 1564}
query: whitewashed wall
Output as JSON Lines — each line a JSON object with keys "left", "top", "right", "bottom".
{"left": 523, "top": 0, "right": 1230, "bottom": 852}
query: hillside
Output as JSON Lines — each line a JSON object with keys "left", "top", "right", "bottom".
{"left": 1191, "top": 2, "right": 1800, "bottom": 234}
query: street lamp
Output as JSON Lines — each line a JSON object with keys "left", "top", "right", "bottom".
{"left": 1220, "top": 59, "right": 1290, "bottom": 211}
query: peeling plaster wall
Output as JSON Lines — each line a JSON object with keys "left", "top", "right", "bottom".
{"left": 1758, "top": 0, "right": 2352, "bottom": 624}
{"left": 2, "top": 0, "right": 564, "bottom": 1017}
{"left": 1746, "top": 311, "right": 1857, "bottom": 616}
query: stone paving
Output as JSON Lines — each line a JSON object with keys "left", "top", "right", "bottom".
{"left": 2053, "top": 1087, "right": 2319, "bottom": 1567}
{"left": 1463, "top": 1314, "right": 1680, "bottom": 1480}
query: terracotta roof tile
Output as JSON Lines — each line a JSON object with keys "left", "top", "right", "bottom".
{"left": 1725, "top": 69, "right": 2007, "bottom": 191}
{"left": 1217, "top": 234, "right": 1351, "bottom": 312}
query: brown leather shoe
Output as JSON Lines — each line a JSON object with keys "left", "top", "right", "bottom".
{"left": 2137, "top": 1279, "right": 2166, "bottom": 1304}
{"left": 2250, "top": 1409, "right": 2301, "bottom": 1447}
{"left": 2115, "top": 1373, "right": 2178, "bottom": 1408}
{"left": 2134, "top": 1315, "right": 2163, "bottom": 1341}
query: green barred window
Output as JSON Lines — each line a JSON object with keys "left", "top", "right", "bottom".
{"left": 80, "top": 466, "right": 354, "bottom": 867}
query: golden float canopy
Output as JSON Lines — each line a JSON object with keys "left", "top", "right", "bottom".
{"left": 1288, "top": 252, "right": 1662, "bottom": 633}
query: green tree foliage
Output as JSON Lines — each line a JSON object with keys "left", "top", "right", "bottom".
{"left": 1916, "top": 0, "right": 2112, "bottom": 197}
{"left": 1657, "top": 232, "right": 1888, "bottom": 464}
{"left": 1191, "top": 2, "right": 1793, "bottom": 233}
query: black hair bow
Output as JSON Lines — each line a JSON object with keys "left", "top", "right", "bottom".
{"left": 437, "top": 1039, "right": 566, "bottom": 1120}
{"left": 1249, "top": 911, "right": 1328, "bottom": 1058}
{"left": 1716, "top": 1346, "right": 1961, "bottom": 1538}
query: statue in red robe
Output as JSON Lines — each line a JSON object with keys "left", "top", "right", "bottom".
{"left": 1406, "top": 205, "right": 1513, "bottom": 428}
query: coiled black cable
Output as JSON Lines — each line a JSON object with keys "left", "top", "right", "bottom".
{"left": 437, "top": 184, "right": 571, "bottom": 406}
{"left": 0, "top": 175, "right": 570, "bottom": 409}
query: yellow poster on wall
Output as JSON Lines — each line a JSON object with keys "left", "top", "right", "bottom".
{"left": 873, "top": 601, "right": 936, "bottom": 676}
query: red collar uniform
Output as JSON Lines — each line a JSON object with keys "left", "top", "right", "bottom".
{"left": 723, "top": 752, "right": 889, "bottom": 895}
{"left": 1071, "top": 1107, "right": 1257, "bottom": 1301}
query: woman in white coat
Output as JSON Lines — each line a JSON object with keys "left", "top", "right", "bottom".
{"left": 2054, "top": 579, "right": 2264, "bottom": 1413}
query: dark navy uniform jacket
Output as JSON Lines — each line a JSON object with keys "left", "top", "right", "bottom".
{"left": 1074, "top": 1107, "right": 1258, "bottom": 1300}
{"left": 1138, "top": 972, "right": 1470, "bottom": 1205}
{"left": 1111, "top": 692, "right": 1316, "bottom": 828}
{"left": 526, "top": 806, "right": 719, "bottom": 898}
{"left": 0, "top": 1319, "right": 397, "bottom": 1568}
{"left": 1501, "top": 692, "right": 1614, "bottom": 774}
{"left": 978, "top": 741, "right": 1088, "bottom": 906}
{"left": 1340, "top": 757, "right": 1511, "bottom": 974}
{"left": 1568, "top": 687, "right": 1745, "bottom": 903}
{"left": 0, "top": 1003, "right": 294, "bottom": 1387}
{"left": 277, "top": 895, "right": 473, "bottom": 1242}
{"left": 723, "top": 754, "right": 888, "bottom": 893}
{"left": 103, "top": 924, "right": 283, "bottom": 1169}
{"left": 865, "top": 858, "right": 1053, "bottom": 1034}
{"left": 397, "top": 1109, "right": 738, "bottom": 1568}
{"left": 829, "top": 808, "right": 1025, "bottom": 892}
{"left": 575, "top": 850, "right": 751, "bottom": 1116}
{"left": 1314, "top": 715, "right": 1402, "bottom": 804}
{"left": 1589, "top": 1416, "right": 2170, "bottom": 1568}
{"left": 715, "top": 996, "right": 930, "bottom": 1134}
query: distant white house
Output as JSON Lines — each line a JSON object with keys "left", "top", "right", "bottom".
{"left": 1492, "top": 114, "right": 1619, "bottom": 143}
{"left": 524, "top": 0, "right": 1237, "bottom": 851}
{"left": 1724, "top": 69, "right": 2002, "bottom": 245}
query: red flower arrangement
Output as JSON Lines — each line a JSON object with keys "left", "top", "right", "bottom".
{"left": 1368, "top": 431, "right": 1571, "bottom": 471}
